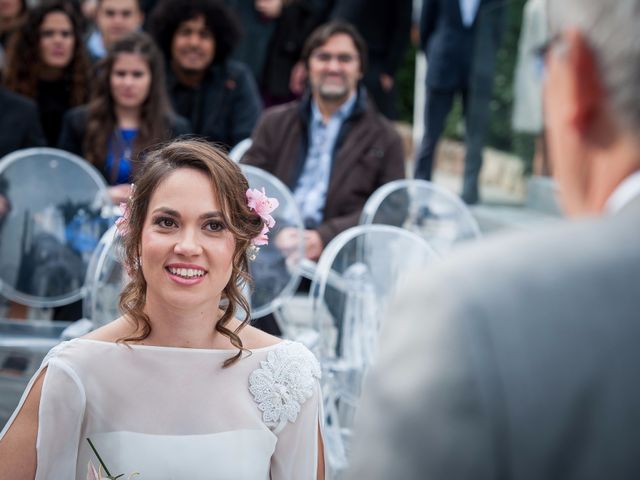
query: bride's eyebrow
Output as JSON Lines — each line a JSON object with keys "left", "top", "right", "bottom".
{"left": 150, "top": 207, "right": 224, "bottom": 220}
{"left": 151, "top": 207, "right": 180, "bottom": 217}
{"left": 200, "top": 212, "right": 224, "bottom": 220}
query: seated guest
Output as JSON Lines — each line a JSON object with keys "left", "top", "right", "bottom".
{"left": 86, "top": 0, "right": 144, "bottom": 62}
{"left": 348, "top": 0, "right": 640, "bottom": 478}
{"left": 242, "top": 21, "right": 405, "bottom": 261}
{"left": 59, "top": 31, "right": 190, "bottom": 203}
{"left": 150, "top": 0, "right": 262, "bottom": 149}
{"left": 3, "top": 0, "right": 90, "bottom": 146}
{"left": 0, "top": 86, "right": 46, "bottom": 157}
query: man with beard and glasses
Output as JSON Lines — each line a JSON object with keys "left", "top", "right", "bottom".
{"left": 150, "top": 0, "right": 261, "bottom": 149}
{"left": 242, "top": 21, "right": 405, "bottom": 262}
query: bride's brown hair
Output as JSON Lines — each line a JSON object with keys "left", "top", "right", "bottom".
{"left": 118, "top": 139, "right": 264, "bottom": 366}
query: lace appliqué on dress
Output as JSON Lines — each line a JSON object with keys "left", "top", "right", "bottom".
{"left": 249, "top": 342, "right": 321, "bottom": 434}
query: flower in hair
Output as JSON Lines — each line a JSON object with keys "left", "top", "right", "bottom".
{"left": 114, "top": 184, "right": 135, "bottom": 238}
{"left": 114, "top": 202, "right": 131, "bottom": 238}
{"left": 246, "top": 188, "right": 279, "bottom": 247}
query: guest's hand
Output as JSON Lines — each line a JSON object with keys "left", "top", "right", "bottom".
{"left": 289, "top": 62, "right": 307, "bottom": 96}
{"left": 0, "top": 194, "right": 9, "bottom": 219}
{"left": 380, "top": 73, "right": 394, "bottom": 92}
{"left": 255, "top": 0, "right": 283, "bottom": 19}
{"left": 303, "top": 230, "right": 323, "bottom": 261}
{"left": 108, "top": 184, "right": 132, "bottom": 204}
{"left": 275, "top": 227, "right": 303, "bottom": 258}
{"left": 275, "top": 228, "right": 323, "bottom": 261}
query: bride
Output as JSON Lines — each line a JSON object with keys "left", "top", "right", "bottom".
{"left": 0, "top": 139, "right": 324, "bottom": 479}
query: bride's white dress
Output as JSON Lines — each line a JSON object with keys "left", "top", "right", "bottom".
{"left": 0, "top": 338, "right": 322, "bottom": 479}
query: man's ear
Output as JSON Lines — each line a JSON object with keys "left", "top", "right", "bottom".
{"left": 565, "top": 29, "right": 606, "bottom": 133}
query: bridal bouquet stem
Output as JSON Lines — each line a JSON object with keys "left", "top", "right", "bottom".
{"left": 86, "top": 438, "right": 139, "bottom": 479}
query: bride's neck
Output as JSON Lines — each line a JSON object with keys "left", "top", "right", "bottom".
{"left": 140, "top": 297, "right": 225, "bottom": 349}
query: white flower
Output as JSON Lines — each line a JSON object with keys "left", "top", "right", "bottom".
{"left": 249, "top": 342, "right": 321, "bottom": 434}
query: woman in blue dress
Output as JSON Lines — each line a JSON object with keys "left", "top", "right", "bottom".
{"left": 59, "top": 30, "right": 191, "bottom": 203}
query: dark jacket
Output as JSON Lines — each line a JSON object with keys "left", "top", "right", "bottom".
{"left": 57, "top": 105, "right": 191, "bottom": 180}
{"left": 331, "top": 0, "right": 412, "bottom": 77}
{"left": 166, "top": 60, "right": 262, "bottom": 149}
{"left": 242, "top": 88, "right": 405, "bottom": 246}
{"left": 0, "top": 87, "right": 46, "bottom": 158}
{"left": 421, "top": 0, "right": 502, "bottom": 90}
{"left": 261, "top": 1, "right": 329, "bottom": 100}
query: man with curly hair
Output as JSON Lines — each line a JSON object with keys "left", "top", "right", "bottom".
{"left": 150, "top": 0, "right": 261, "bottom": 149}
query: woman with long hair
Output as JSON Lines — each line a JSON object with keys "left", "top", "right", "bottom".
{"left": 0, "top": 139, "right": 325, "bottom": 479}
{"left": 59, "top": 30, "right": 191, "bottom": 203}
{"left": 0, "top": 0, "right": 26, "bottom": 70}
{"left": 3, "top": 0, "right": 89, "bottom": 145}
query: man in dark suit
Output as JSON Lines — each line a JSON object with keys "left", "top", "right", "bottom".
{"left": 414, "top": 0, "right": 502, "bottom": 204}
{"left": 348, "top": 0, "right": 640, "bottom": 478}
{"left": 242, "top": 21, "right": 404, "bottom": 261}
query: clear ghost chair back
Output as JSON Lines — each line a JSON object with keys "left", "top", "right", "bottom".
{"left": 228, "top": 138, "right": 253, "bottom": 163}
{"left": 83, "top": 225, "right": 126, "bottom": 327}
{"left": 0, "top": 148, "right": 111, "bottom": 428}
{"left": 360, "top": 179, "right": 481, "bottom": 255}
{"left": 0, "top": 148, "right": 111, "bottom": 307}
{"left": 310, "top": 224, "right": 438, "bottom": 476}
{"left": 240, "top": 165, "right": 305, "bottom": 325}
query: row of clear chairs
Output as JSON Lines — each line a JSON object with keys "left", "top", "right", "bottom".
{"left": 0, "top": 148, "right": 113, "bottom": 424}
{"left": 0, "top": 146, "right": 481, "bottom": 478}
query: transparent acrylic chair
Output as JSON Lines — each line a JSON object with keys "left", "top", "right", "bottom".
{"left": 240, "top": 165, "right": 305, "bottom": 334}
{"left": 82, "top": 225, "right": 125, "bottom": 328}
{"left": 83, "top": 165, "right": 306, "bottom": 336}
{"left": 309, "top": 224, "right": 438, "bottom": 477}
{"left": 228, "top": 138, "right": 253, "bottom": 163}
{"left": 359, "top": 179, "right": 482, "bottom": 255}
{"left": 0, "top": 147, "right": 111, "bottom": 426}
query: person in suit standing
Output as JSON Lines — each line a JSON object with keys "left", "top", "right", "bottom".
{"left": 414, "top": 0, "right": 502, "bottom": 204}
{"left": 348, "top": 0, "right": 640, "bottom": 478}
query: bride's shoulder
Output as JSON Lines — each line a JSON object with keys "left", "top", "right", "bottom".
{"left": 235, "top": 321, "right": 282, "bottom": 350}
{"left": 80, "top": 317, "right": 129, "bottom": 343}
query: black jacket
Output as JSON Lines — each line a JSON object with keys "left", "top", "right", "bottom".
{"left": 57, "top": 105, "right": 191, "bottom": 181}
{"left": 166, "top": 60, "right": 262, "bottom": 149}
{"left": 0, "top": 87, "right": 46, "bottom": 158}
{"left": 331, "top": 0, "right": 412, "bottom": 77}
{"left": 421, "top": 0, "right": 502, "bottom": 90}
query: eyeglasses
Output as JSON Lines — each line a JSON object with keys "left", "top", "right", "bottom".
{"left": 311, "top": 52, "right": 357, "bottom": 64}
{"left": 533, "top": 33, "right": 563, "bottom": 80}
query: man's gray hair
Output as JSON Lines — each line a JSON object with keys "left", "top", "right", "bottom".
{"left": 548, "top": 0, "right": 640, "bottom": 133}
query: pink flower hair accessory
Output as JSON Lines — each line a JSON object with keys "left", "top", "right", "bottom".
{"left": 114, "top": 184, "right": 135, "bottom": 238}
{"left": 114, "top": 202, "right": 131, "bottom": 238}
{"left": 246, "top": 187, "right": 279, "bottom": 260}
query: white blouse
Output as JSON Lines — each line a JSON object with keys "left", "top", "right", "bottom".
{"left": 0, "top": 338, "right": 323, "bottom": 480}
